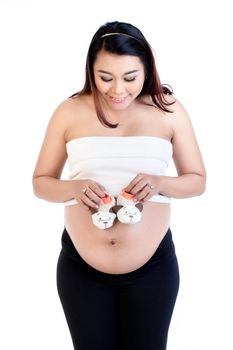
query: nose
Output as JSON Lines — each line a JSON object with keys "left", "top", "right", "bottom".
{"left": 111, "top": 80, "right": 125, "bottom": 95}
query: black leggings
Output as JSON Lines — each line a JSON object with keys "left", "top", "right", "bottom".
{"left": 56, "top": 228, "right": 179, "bottom": 350}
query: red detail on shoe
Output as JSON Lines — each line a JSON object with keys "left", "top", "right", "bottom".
{"left": 102, "top": 193, "right": 112, "bottom": 204}
{"left": 122, "top": 191, "right": 135, "bottom": 199}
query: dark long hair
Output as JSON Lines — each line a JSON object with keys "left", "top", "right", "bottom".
{"left": 70, "top": 21, "right": 175, "bottom": 128}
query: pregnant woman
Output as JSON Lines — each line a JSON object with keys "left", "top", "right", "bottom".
{"left": 32, "top": 21, "right": 206, "bottom": 350}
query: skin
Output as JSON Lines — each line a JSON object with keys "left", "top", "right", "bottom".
{"left": 32, "top": 49, "right": 206, "bottom": 274}
{"left": 94, "top": 51, "right": 146, "bottom": 115}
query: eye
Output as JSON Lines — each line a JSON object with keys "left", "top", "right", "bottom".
{"left": 124, "top": 77, "right": 136, "bottom": 82}
{"left": 100, "top": 77, "right": 112, "bottom": 82}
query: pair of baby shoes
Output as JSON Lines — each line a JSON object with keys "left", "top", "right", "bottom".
{"left": 91, "top": 191, "right": 143, "bottom": 230}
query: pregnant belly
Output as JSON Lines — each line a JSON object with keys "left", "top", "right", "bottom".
{"left": 64, "top": 202, "right": 171, "bottom": 274}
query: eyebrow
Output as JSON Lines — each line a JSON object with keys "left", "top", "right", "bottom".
{"left": 97, "top": 69, "right": 139, "bottom": 75}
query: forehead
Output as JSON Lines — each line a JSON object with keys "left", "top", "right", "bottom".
{"left": 94, "top": 50, "right": 144, "bottom": 73}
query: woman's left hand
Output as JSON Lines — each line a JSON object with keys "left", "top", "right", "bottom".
{"left": 123, "top": 173, "right": 163, "bottom": 202}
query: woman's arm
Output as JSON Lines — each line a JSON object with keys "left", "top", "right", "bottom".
{"left": 32, "top": 99, "right": 106, "bottom": 209}
{"left": 159, "top": 98, "right": 206, "bottom": 198}
{"left": 32, "top": 100, "right": 78, "bottom": 203}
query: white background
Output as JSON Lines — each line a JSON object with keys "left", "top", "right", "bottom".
{"left": 0, "top": 0, "right": 232, "bottom": 349}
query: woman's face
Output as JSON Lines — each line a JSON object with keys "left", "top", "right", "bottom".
{"left": 93, "top": 50, "right": 146, "bottom": 111}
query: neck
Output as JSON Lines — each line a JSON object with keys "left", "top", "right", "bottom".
{"left": 100, "top": 98, "right": 138, "bottom": 125}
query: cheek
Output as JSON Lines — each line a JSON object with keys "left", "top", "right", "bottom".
{"left": 131, "top": 74, "right": 146, "bottom": 91}
{"left": 131, "top": 80, "right": 145, "bottom": 93}
{"left": 95, "top": 79, "right": 109, "bottom": 93}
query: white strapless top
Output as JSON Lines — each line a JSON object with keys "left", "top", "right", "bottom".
{"left": 64, "top": 136, "right": 173, "bottom": 205}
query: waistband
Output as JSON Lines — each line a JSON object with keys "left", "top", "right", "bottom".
{"left": 60, "top": 227, "right": 175, "bottom": 279}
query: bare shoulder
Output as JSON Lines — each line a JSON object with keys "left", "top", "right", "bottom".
{"left": 48, "top": 98, "right": 74, "bottom": 127}
{"left": 50, "top": 95, "right": 88, "bottom": 122}
{"left": 48, "top": 95, "right": 92, "bottom": 136}
{"left": 162, "top": 95, "right": 194, "bottom": 137}
{"left": 32, "top": 95, "right": 94, "bottom": 179}
{"left": 163, "top": 93, "right": 187, "bottom": 116}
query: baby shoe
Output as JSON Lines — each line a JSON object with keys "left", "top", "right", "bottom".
{"left": 114, "top": 191, "right": 143, "bottom": 224}
{"left": 91, "top": 193, "right": 117, "bottom": 229}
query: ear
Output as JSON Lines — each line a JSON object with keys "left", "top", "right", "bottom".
{"left": 111, "top": 205, "right": 123, "bottom": 214}
{"left": 135, "top": 202, "right": 143, "bottom": 212}
{"left": 109, "top": 208, "right": 114, "bottom": 213}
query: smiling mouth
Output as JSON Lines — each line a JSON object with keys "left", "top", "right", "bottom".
{"left": 108, "top": 96, "right": 128, "bottom": 103}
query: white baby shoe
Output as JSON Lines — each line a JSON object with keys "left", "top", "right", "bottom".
{"left": 114, "top": 191, "right": 143, "bottom": 224}
{"left": 91, "top": 193, "right": 116, "bottom": 229}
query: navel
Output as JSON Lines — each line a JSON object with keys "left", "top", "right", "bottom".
{"left": 109, "top": 238, "right": 117, "bottom": 246}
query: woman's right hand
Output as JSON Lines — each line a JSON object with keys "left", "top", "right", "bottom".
{"left": 74, "top": 180, "right": 106, "bottom": 211}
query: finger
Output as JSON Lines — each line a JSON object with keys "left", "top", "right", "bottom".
{"left": 142, "top": 190, "right": 157, "bottom": 202}
{"left": 82, "top": 188, "right": 101, "bottom": 206}
{"left": 78, "top": 199, "right": 91, "bottom": 211}
{"left": 139, "top": 185, "right": 158, "bottom": 202}
{"left": 135, "top": 185, "right": 151, "bottom": 201}
{"left": 129, "top": 179, "right": 149, "bottom": 196}
{"left": 123, "top": 174, "right": 145, "bottom": 193}
{"left": 82, "top": 195, "right": 99, "bottom": 209}
{"left": 89, "top": 183, "right": 106, "bottom": 198}
{"left": 123, "top": 179, "right": 141, "bottom": 194}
